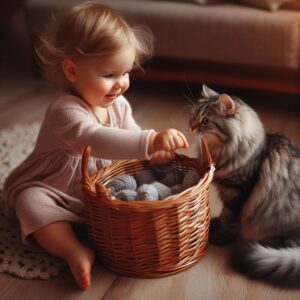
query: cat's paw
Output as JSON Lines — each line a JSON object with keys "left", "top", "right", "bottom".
{"left": 209, "top": 217, "right": 236, "bottom": 245}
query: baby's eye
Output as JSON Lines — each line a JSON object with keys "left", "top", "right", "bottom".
{"left": 104, "top": 74, "right": 114, "bottom": 79}
{"left": 202, "top": 117, "right": 209, "bottom": 125}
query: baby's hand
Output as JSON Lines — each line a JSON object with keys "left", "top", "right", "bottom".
{"left": 150, "top": 150, "right": 175, "bottom": 165}
{"left": 153, "top": 129, "right": 189, "bottom": 152}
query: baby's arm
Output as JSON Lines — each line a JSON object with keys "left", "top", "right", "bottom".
{"left": 61, "top": 121, "right": 153, "bottom": 160}
{"left": 121, "top": 97, "right": 188, "bottom": 163}
{"left": 52, "top": 102, "right": 187, "bottom": 160}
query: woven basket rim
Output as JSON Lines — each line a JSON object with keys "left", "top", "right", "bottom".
{"left": 83, "top": 166, "right": 214, "bottom": 209}
{"left": 81, "top": 136, "right": 214, "bottom": 209}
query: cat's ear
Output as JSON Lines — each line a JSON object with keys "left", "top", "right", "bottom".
{"left": 201, "top": 84, "right": 219, "bottom": 98}
{"left": 215, "top": 94, "right": 235, "bottom": 116}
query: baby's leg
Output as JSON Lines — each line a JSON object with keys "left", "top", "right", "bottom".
{"left": 33, "top": 221, "right": 94, "bottom": 289}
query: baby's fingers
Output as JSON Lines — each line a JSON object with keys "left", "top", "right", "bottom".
{"left": 167, "top": 139, "right": 176, "bottom": 151}
{"left": 150, "top": 152, "right": 159, "bottom": 164}
{"left": 166, "top": 151, "right": 175, "bottom": 160}
{"left": 160, "top": 151, "right": 175, "bottom": 163}
{"left": 150, "top": 151, "right": 174, "bottom": 164}
{"left": 171, "top": 134, "right": 187, "bottom": 150}
{"left": 176, "top": 131, "right": 189, "bottom": 148}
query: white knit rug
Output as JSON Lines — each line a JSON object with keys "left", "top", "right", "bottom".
{"left": 0, "top": 123, "right": 66, "bottom": 280}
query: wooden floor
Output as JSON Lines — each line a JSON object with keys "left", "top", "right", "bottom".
{"left": 0, "top": 73, "right": 300, "bottom": 299}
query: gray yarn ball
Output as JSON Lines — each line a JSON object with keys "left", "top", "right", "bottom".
{"left": 114, "top": 189, "right": 137, "bottom": 202}
{"left": 151, "top": 181, "right": 172, "bottom": 200}
{"left": 136, "top": 170, "right": 156, "bottom": 185}
{"left": 182, "top": 170, "right": 201, "bottom": 189}
{"left": 152, "top": 163, "right": 174, "bottom": 179}
{"left": 162, "top": 169, "right": 183, "bottom": 187}
{"left": 137, "top": 184, "right": 158, "bottom": 201}
{"left": 171, "top": 184, "right": 183, "bottom": 195}
{"left": 106, "top": 175, "right": 137, "bottom": 194}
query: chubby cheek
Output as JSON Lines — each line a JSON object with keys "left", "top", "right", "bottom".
{"left": 121, "top": 76, "right": 130, "bottom": 94}
{"left": 94, "top": 79, "right": 111, "bottom": 95}
{"left": 77, "top": 79, "right": 109, "bottom": 106}
{"left": 76, "top": 76, "right": 95, "bottom": 96}
{"left": 124, "top": 80, "right": 130, "bottom": 92}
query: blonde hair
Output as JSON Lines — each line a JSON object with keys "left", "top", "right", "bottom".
{"left": 35, "top": 1, "right": 153, "bottom": 86}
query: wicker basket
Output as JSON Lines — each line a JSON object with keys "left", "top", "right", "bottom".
{"left": 81, "top": 137, "right": 214, "bottom": 278}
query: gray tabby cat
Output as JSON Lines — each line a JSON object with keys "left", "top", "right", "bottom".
{"left": 190, "top": 85, "right": 300, "bottom": 288}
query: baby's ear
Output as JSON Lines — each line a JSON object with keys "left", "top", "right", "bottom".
{"left": 62, "top": 59, "right": 77, "bottom": 83}
{"left": 201, "top": 84, "right": 219, "bottom": 98}
{"left": 215, "top": 94, "right": 236, "bottom": 116}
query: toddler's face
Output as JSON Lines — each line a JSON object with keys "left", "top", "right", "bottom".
{"left": 72, "top": 45, "right": 135, "bottom": 108}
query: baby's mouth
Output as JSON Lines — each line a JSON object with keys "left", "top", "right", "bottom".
{"left": 106, "top": 89, "right": 122, "bottom": 100}
{"left": 105, "top": 93, "right": 120, "bottom": 100}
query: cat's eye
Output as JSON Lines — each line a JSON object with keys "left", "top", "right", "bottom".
{"left": 202, "top": 117, "right": 209, "bottom": 125}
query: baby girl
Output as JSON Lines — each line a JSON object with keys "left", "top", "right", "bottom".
{"left": 3, "top": 2, "right": 188, "bottom": 290}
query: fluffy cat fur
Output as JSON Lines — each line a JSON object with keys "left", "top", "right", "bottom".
{"left": 190, "top": 85, "right": 300, "bottom": 288}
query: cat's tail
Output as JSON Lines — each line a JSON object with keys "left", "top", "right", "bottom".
{"left": 231, "top": 241, "right": 300, "bottom": 288}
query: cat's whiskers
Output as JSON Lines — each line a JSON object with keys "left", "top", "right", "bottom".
{"left": 183, "top": 93, "right": 196, "bottom": 111}
{"left": 184, "top": 80, "right": 196, "bottom": 103}
{"left": 196, "top": 133, "right": 203, "bottom": 163}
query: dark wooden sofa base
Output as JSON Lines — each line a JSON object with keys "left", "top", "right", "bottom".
{"left": 132, "top": 57, "right": 300, "bottom": 95}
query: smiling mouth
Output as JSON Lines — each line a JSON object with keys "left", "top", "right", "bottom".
{"left": 105, "top": 93, "right": 120, "bottom": 100}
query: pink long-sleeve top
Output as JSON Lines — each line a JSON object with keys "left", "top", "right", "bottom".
{"left": 3, "top": 94, "right": 154, "bottom": 225}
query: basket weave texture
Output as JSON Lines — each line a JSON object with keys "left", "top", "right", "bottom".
{"left": 81, "top": 137, "right": 214, "bottom": 278}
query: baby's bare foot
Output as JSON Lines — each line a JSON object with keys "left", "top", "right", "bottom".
{"left": 68, "top": 246, "right": 95, "bottom": 289}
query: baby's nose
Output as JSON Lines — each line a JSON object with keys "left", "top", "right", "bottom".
{"left": 114, "top": 78, "right": 125, "bottom": 89}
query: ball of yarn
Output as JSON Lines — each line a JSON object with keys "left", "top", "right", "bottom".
{"left": 106, "top": 175, "right": 137, "bottom": 194}
{"left": 162, "top": 169, "right": 183, "bottom": 187}
{"left": 171, "top": 184, "right": 183, "bottom": 195}
{"left": 137, "top": 184, "right": 158, "bottom": 201}
{"left": 152, "top": 181, "right": 172, "bottom": 200}
{"left": 136, "top": 170, "right": 156, "bottom": 185}
{"left": 182, "top": 170, "right": 201, "bottom": 189}
{"left": 114, "top": 190, "right": 137, "bottom": 202}
{"left": 152, "top": 163, "right": 174, "bottom": 180}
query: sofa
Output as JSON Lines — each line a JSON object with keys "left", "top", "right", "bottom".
{"left": 25, "top": 0, "right": 300, "bottom": 94}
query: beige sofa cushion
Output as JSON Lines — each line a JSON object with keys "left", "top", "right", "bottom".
{"left": 26, "top": 0, "right": 300, "bottom": 69}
